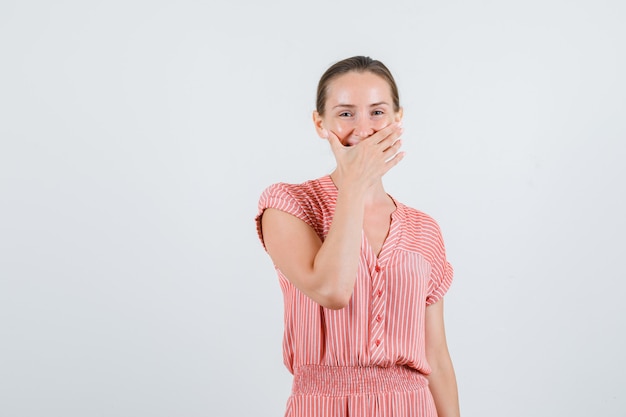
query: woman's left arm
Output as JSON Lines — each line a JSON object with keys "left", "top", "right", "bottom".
{"left": 424, "top": 299, "right": 460, "bottom": 417}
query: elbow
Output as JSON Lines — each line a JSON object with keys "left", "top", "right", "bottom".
{"left": 316, "top": 286, "right": 353, "bottom": 310}
{"left": 324, "top": 296, "right": 351, "bottom": 310}
{"left": 303, "top": 270, "right": 355, "bottom": 309}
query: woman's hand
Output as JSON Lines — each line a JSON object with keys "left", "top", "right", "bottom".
{"left": 323, "top": 123, "right": 404, "bottom": 191}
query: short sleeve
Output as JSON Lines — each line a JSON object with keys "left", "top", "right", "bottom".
{"left": 255, "top": 183, "right": 316, "bottom": 251}
{"left": 425, "top": 220, "right": 454, "bottom": 306}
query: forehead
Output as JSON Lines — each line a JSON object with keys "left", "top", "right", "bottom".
{"left": 325, "top": 71, "right": 393, "bottom": 105}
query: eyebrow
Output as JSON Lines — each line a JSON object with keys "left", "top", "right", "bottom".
{"left": 332, "top": 102, "right": 391, "bottom": 109}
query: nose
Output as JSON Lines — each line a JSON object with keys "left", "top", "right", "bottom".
{"left": 353, "top": 117, "right": 374, "bottom": 138}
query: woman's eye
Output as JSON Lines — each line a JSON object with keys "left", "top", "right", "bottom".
{"left": 339, "top": 112, "right": 352, "bottom": 117}
{"left": 372, "top": 110, "right": 384, "bottom": 116}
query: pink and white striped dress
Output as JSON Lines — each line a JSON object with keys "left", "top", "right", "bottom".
{"left": 256, "top": 175, "right": 453, "bottom": 417}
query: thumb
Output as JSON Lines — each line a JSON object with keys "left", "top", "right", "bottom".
{"left": 323, "top": 129, "right": 344, "bottom": 153}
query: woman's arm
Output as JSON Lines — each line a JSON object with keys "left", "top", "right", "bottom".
{"left": 260, "top": 124, "right": 403, "bottom": 310}
{"left": 261, "top": 185, "right": 366, "bottom": 309}
{"left": 424, "top": 299, "right": 460, "bottom": 417}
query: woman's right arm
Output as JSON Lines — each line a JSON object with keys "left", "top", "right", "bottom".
{"left": 261, "top": 186, "right": 366, "bottom": 309}
{"left": 260, "top": 124, "right": 403, "bottom": 309}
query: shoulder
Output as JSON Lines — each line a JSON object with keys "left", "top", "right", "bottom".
{"left": 401, "top": 204, "right": 444, "bottom": 235}
{"left": 257, "top": 176, "right": 332, "bottom": 225}
{"left": 258, "top": 177, "right": 325, "bottom": 210}
{"left": 256, "top": 177, "right": 329, "bottom": 248}
{"left": 396, "top": 202, "right": 447, "bottom": 253}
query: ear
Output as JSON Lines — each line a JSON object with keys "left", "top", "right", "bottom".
{"left": 312, "top": 111, "right": 328, "bottom": 139}
{"left": 394, "top": 107, "right": 404, "bottom": 123}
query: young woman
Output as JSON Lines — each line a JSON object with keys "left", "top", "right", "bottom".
{"left": 256, "top": 56, "right": 460, "bottom": 417}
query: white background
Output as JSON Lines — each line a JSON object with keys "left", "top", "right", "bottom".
{"left": 1, "top": 1, "right": 625, "bottom": 416}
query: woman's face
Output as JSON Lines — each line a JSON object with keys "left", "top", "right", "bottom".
{"left": 314, "top": 71, "right": 402, "bottom": 146}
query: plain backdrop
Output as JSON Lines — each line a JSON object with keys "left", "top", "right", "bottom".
{"left": 1, "top": 1, "right": 625, "bottom": 416}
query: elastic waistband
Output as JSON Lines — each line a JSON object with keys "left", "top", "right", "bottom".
{"left": 292, "top": 365, "right": 428, "bottom": 396}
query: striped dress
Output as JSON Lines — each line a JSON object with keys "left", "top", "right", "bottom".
{"left": 256, "top": 175, "right": 453, "bottom": 417}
